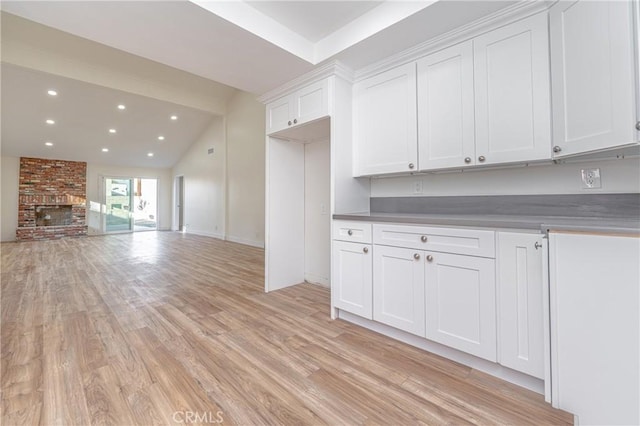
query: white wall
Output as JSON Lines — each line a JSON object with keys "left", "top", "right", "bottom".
{"left": 86, "top": 163, "right": 172, "bottom": 235}
{"left": 304, "top": 139, "right": 331, "bottom": 286}
{"left": 172, "top": 116, "right": 226, "bottom": 238}
{"left": 1, "top": 156, "right": 20, "bottom": 242}
{"left": 371, "top": 158, "right": 640, "bottom": 197}
{"left": 225, "top": 90, "right": 266, "bottom": 247}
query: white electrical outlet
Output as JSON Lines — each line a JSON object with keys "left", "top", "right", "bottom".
{"left": 413, "top": 180, "right": 423, "bottom": 194}
{"left": 581, "top": 168, "right": 602, "bottom": 189}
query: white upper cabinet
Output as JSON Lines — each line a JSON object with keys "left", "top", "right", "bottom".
{"left": 417, "top": 41, "right": 476, "bottom": 170}
{"left": 549, "top": 0, "right": 638, "bottom": 157}
{"left": 474, "top": 13, "right": 552, "bottom": 165}
{"left": 353, "top": 63, "right": 418, "bottom": 176}
{"left": 267, "top": 79, "right": 330, "bottom": 135}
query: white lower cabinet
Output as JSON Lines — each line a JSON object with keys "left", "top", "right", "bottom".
{"left": 333, "top": 221, "right": 549, "bottom": 386}
{"left": 549, "top": 232, "right": 640, "bottom": 425}
{"left": 373, "top": 245, "right": 425, "bottom": 336}
{"left": 497, "top": 232, "right": 545, "bottom": 379}
{"left": 425, "top": 252, "right": 497, "bottom": 361}
{"left": 332, "top": 240, "right": 373, "bottom": 319}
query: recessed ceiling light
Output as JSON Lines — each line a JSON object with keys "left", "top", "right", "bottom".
{"left": 109, "top": 129, "right": 116, "bottom": 134}
{"left": 45, "top": 119, "right": 55, "bottom": 125}
{"left": 170, "top": 115, "right": 178, "bottom": 120}
{"left": 147, "top": 152, "right": 154, "bottom": 157}
{"left": 158, "top": 136, "right": 165, "bottom": 141}
{"left": 117, "top": 104, "right": 126, "bottom": 110}
{"left": 47, "top": 90, "right": 57, "bottom": 96}
{"left": 102, "top": 148, "right": 109, "bottom": 152}
{"left": 45, "top": 142, "right": 53, "bottom": 146}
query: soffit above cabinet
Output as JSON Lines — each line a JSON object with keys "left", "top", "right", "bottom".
{"left": 2, "top": 0, "right": 523, "bottom": 95}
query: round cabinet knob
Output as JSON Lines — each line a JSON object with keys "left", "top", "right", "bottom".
{"left": 426, "top": 255, "right": 433, "bottom": 262}
{"left": 293, "top": 118, "right": 298, "bottom": 124}
{"left": 636, "top": 121, "right": 640, "bottom": 131}
{"left": 413, "top": 253, "right": 420, "bottom": 260}
{"left": 288, "top": 120, "right": 292, "bottom": 126}
{"left": 363, "top": 247, "right": 369, "bottom": 253}
{"left": 408, "top": 163, "right": 415, "bottom": 169}
{"left": 478, "top": 156, "right": 486, "bottom": 162}
{"left": 553, "top": 146, "right": 562, "bottom": 153}
{"left": 420, "top": 235, "right": 427, "bottom": 243}
{"left": 464, "top": 157, "right": 472, "bottom": 164}
{"left": 347, "top": 229, "right": 353, "bottom": 236}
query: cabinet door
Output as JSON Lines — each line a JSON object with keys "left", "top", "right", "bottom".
{"left": 332, "top": 241, "right": 373, "bottom": 319}
{"left": 417, "top": 41, "right": 476, "bottom": 170}
{"left": 295, "top": 79, "right": 329, "bottom": 126}
{"left": 550, "top": 1, "right": 637, "bottom": 156}
{"left": 474, "top": 13, "right": 551, "bottom": 165}
{"left": 497, "top": 233, "right": 544, "bottom": 379}
{"left": 266, "top": 95, "right": 293, "bottom": 135}
{"left": 373, "top": 245, "right": 425, "bottom": 336}
{"left": 354, "top": 63, "right": 418, "bottom": 176}
{"left": 425, "top": 252, "right": 496, "bottom": 361}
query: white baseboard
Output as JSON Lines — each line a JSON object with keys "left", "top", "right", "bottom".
{"left": 185, "top": 229, "right": 224, "bottom": 239}
{"left": 226, "top": 235, "right": 264, "bottom": 248}
{"left": 305, "top": 273, "right": 330, "bottom": 287}
{"left": 338, "top": 310, "right": 544, "bottom": 395}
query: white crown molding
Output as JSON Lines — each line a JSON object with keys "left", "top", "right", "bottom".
{"left": 355, "top": 0, "right": 557, "bottom": 81}
{"left": 258, "top": 60, "right": 354, "bottom": 104}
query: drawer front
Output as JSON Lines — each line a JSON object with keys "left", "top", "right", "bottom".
{"left": 373, "top": 224, "right": 495, "bottom": 257}
{"left": 333, "top": 220, "right": 372, "bottom": 243}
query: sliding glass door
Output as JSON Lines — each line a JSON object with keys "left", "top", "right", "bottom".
{"left": 104, "top": 177, "right": 157, "bottom": 233}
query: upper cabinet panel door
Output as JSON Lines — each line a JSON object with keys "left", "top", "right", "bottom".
{"left": 354, "top": 63, "right": 418, "bottom": 176}
{"left": 474, "top": 13, "right": 552, "bottom": 165}
{"left": 550, "top": 0, "right": 637, "bottom": 157}
{"left": 295, "top": 79, "right": 330, "bottom": 126}
{"left": 417, "top": 41, "right": 476, "bottom": 170}
{"left": 266, "top": 95, "right": 293, "bottom": 135}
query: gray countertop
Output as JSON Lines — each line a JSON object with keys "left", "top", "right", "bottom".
{"left": 333, "top": 212, "right": 640, "bottom": 235}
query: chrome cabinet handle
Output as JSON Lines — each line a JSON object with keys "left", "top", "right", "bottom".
{"left": 636, "top": 121, "right": 640, "bottom": 131}
{"left": 426, "top": 255, "right": 433, "bottom": 262}
{"left": 478, "top": 156, "right": 486, "bottom": 162}
{"left": 288, "top": 120, "right": 292, "bottom": 126}
{"left": 464, "top": 157, "right": 471, "bottom": 163}
{"left": 347, "top": 229, "right": 353, "bottom": 236}
{"left": 408, "top": 163, "right": 415, "bottom": 169}
{"left": 413, "top": 253, "right": 420, "bottom": 260}
{"left": 553, "top": 146, "right": 562, "bottom": 153}
{"left": 420, "top": 235, "right": 427, "bottom": 243}
{"left": 363, "top": 247, "right": 369, "bottom": 253}
{"left": 293, "top": 118, "right": 298, "bottom": 124}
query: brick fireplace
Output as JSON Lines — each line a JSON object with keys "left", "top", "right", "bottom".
{"left": 16, "top": 157, "right": 88, "bottom": 241}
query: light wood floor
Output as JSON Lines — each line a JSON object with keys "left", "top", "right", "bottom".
{"left": 1, "top": 232, "right": 572, "bottom": 425}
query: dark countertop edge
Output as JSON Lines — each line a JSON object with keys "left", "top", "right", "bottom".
{"left": 333, "top": 213, "right": 640, "bottom": 235}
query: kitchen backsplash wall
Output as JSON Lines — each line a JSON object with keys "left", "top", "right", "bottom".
{"left": 370, "top": 157, "right": 640, "bottom": 197}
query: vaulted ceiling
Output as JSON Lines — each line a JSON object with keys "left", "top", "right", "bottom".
{"left": 1, "top": 1, "right": 518, "bottom": 168}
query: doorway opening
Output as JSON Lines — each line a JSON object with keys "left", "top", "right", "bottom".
{"left": 104, "top": 177, "right": 158, "bottom": 233}
{"left": 174, "top": 175, "right": 185, "bottom": 232}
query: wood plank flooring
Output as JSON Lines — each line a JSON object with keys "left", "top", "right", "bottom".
{"left": 1, "top": 232, "right": 573, "bottom": 425}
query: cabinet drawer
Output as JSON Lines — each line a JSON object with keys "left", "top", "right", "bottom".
{"left": 333, "top": 221, "right": 372, "bottom": 243}
{"left": 373, "top": 224, "right": 495, "bottom": 257}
